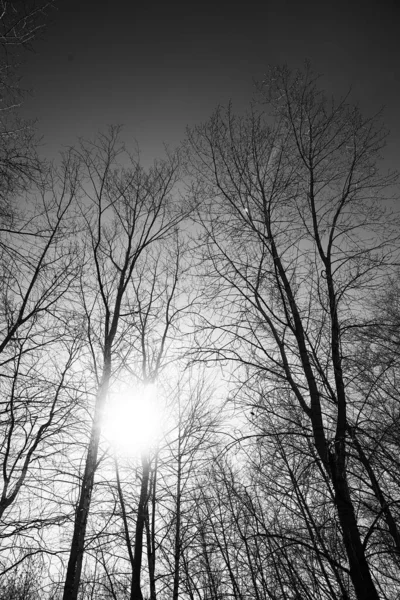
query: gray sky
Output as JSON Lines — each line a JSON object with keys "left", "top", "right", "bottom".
{"left": 20, "top": 0, "right": 400, "bottom": 175}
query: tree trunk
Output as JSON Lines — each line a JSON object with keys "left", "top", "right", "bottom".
{"left": 130, "top": 452, "right": 151, "bottom": 600}
{"left": 63, "top": 359, "right": 111, "bottom": 600}
{"left": 146, "top": 458, "right": 157, "bottom": 600}
{"left": 330, "top": 457, "right": 379, "bottom": 600}
{"left": 172, "top": 450, "right": 182, "bottom": 600}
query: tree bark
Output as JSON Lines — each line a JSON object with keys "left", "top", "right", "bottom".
{"left": 329, "top": 456, "right": 379, "bottom": 600}
{"left": 130, "top": 453, "right": 151, "bottom": 600}
{"left": 62, "top": 355, "right": 111, "bottom": 600}
{"left": 146, "top": 458, "right": 157, "bottom": 600}
{"left": 172, "top": 445, "right": 182, "bottom": 600}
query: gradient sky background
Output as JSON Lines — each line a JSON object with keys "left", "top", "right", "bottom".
{"left": 19, "top": 0, "right": 400, "bottom": 175}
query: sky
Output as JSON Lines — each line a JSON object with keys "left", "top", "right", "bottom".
{"left": 19, "top": 0, "right": 400, "bottom": 173}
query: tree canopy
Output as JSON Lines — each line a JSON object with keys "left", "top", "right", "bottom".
{"left": 0, "top": 31, "right": 400, "bottom": 600}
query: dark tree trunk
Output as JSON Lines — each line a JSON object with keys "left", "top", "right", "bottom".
{"left": 130, "top": 453, "right": 151, "bottom": 600}
{"left": 330, "top": 456, "right": 379, "bottom": 600}
{"left": 146, "top": 458, "right": 157, "bottom": 600}
{"left": 63, "top": 360, "right": 111, "bottom": 600}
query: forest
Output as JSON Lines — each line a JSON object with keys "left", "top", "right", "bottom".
{"left": 0, "top": 3, "right": 399, "bottom": 600}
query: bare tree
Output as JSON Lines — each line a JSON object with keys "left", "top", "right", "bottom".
{"left": 0, "top": 154, "right": 79, "bottom": 536}
{"left": 62, "top": 128, "right": 187, "bottom": 600}
{"left": 157, "top": 368, "right": 221, "bottom": 600}
{"left": 187, "top": 65, "right": 399, "bottom": 599}
{"left": 126, "top": 241, "right": 187, "bottom": 600}
{"left": 108, "top": 245, "right": 213, "bottom": 600}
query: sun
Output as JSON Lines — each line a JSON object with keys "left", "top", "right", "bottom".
{"left": 103, "top": 382, "right": 162, "bottom": 453}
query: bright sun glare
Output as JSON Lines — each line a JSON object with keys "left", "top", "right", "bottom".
{"left": 103, "top": 383, "right": 161, "bottom": 453}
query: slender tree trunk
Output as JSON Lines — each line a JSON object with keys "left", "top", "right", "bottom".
{"left": 115, "top": 457, "right": 135, "bottom": 568}
{"left": 63, "top": 357, "right": 111, "bottom": 600}
{"left": 327, "top": 270, "right": 379, "bottom": 600}
{"left": 182, "top": 551, "right": 196, "bottom": 600}
{"left": 172, "top": 438, "right": 182, "bottom": 600}
{"left": 311, "top": 419, "right": 379, "bottom": 599}
{"left": 329, "top": 457, "right": 379, "bottom": 600}
{"left": 130, "top": 452, "right": 151, "bottom": 600}
{"left": 146, "top": 458, "right": 157, "bottom": 600}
